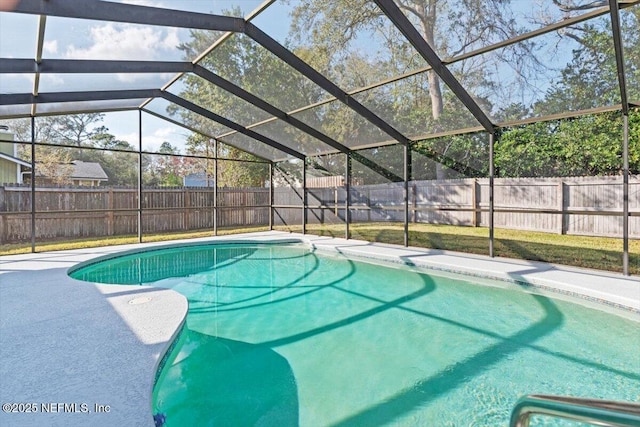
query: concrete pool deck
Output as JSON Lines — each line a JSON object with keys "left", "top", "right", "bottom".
{"left": 1, "top": 231, "right": 638, "bottom": 426}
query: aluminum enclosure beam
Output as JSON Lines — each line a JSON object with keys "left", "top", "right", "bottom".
{"left": 0, "top": 59, "right": 472, "bottom": 177}
{"left": 302, "top": 158, "right": 308, "bottom": 234}
{"left": 244, "top": 22, "right": 414, "bottom": 146}
{"left": 161, "top": 92, "right": 305, "bottom": 160}
{"left": 192, "top": 66, "right": 352, "bottom": 155}
{"left": 141, "top": 108, "right": 272, "bottom": 163}
{"left": 137, "top": 110, "right": 143, "bottom": 243}
{"left": 241, "top": 21, "right": 489, "bottom": 178}
{"left": 2, "top": 2, "right": 489, "bottom": 173}
{"left": 609, "top": 0, "right": 629, "bottom": 113}
{"left": 0, "top": 89, "right": 162, "bottom": 105}
{"left": 1, "top": 58, "right": 351, "bottom": 155}
{"left": 1, "top": 88, "right": 303, "bottom": 161}
{"left": 403, "top": 144, "right": 410, "bottom": 247}
{"left": 345, "top": 153, "right": 351, "bottom": 240}
{"left": 222, "top": 2, "right": 635, "bottom": 144}
{"left": 193, "top": 66, "right": 438, "bottom": 182}
{"left": 30, "top": 116, "right": 36, "bottom": 253}
{"left": 489, "top": 132, "right": 495, "bottom": 257}
{"left": 373, "top": 0, "right": 495, "bottom": 134}
{"left": 609, "top": 0, "right": 630, "bottom": 275}
{"left": 12, "top": 0, "right": 245, "bottom": 32}
{"left": 32, "top": 15, "right": 46, "bottom": 107}
{"left": 0, "top": 58, "right": 195, "bottom": 74}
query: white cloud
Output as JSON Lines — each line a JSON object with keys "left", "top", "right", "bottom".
{"left": 161, "top": 30, "right": 180, "bottom": 51}
{"left": 40, "top": 74, "right": 65, "bottom": 87}
{"left": 63, "top": 23, "right": 181, "bottom": 82}
{"left": 65, "top": 23, "right": 180, "bottom": 62}
{"left": 115, "top": 71, "right": 175, "bottom": 84}
{"left": 43, "top": 40, "right": 58, "bottom": 55}
{"left": 0, "top": 74, "right": 34, "bottom": 93}
{"left": 154, "top": 126, "right": 181, "bottom": 139}
{"left": 111, "top": 131, "right": 139, "bottom": 147}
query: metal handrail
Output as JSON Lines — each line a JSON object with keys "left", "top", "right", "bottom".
{"left": 510, "top": 395, "right": 640, "bottom": 427}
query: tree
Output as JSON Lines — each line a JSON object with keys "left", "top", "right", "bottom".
{"left": 20, "top": 146, "right": 74, "bottom": 185}
{"left": 174, "top": 14, "right": 307, "bottom": 187}
{"left": 47, "top": 113, "right": 107, "bottom": 148}
{"left": 5, "top": 114, "right": 142, "bottom": 186}
{"left": 217, "top": 144, "right": 268, "bottom": 188}
{"left": 88, "top": 132, "right": 138, "bottom": 186}
{"left": 156, "top": 142, "right": 195, "bottom": 186}
{"left": 287, "top": 0, "right": 638, "bottom": 179}
{"left": 495, "top": 4, "right": 640, "bottom": 177}
{"left": 286, "top": 0, "right": 538, "bottom": 178}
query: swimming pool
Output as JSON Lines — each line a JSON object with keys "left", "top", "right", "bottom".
{"left": 70, "top": 243, "right": 640, "bottom": 426}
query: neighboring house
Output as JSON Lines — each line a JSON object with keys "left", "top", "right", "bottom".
{"left": 0, "top": 126, "right": 30, "bottom": 184}
{"left": 35, "top": 160, "right": 109, "bottom": 186}
{"left": 0, "top": 127, "right": 108, "bottom": 186}
{"left": 0, "top": 152, "right": 31, "bottom": 184}
{"left": 183, "top": 172, "right": 215, "bottom": 187}
{"left": 67, "top": 160, "right": 109, "bottom": 186}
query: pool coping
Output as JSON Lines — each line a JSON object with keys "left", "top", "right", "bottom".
{"left": 300, "top": 234, "right": 640, "bottom": 315}
{"left": 1, "top": 231, "right": 638, "bottom": 426}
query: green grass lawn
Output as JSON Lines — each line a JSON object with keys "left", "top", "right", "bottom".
{"left": 0, "top": 226, "right": 270, "bottom": 255}
{"left": 303, "top": 222, "right": 639, "bottom": 275}
{"left": 1, "top": 222, "right": 636, "bottom": 274}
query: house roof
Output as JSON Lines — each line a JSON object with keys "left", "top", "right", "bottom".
{"left": 0, "top": 151, "right": 31, "bottom": 168}
{"left": 31, "top": 160, "right": 109, "bottom": 181}
{"left": 69, "top": 161, "right": 108, "bottom": 181}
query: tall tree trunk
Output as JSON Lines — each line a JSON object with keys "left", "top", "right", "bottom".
{"left": 417, "top": 1, "right": 446, "bottom": 179}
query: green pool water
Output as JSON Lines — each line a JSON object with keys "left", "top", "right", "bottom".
{"left": 70, "top": 243, "right": 640, "bottom": 426}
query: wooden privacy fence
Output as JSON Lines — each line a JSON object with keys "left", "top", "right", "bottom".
{"left": 275, "top": 176, "right": 640, "bottom": 238}
{"left": 1, "top": 176, "right": 638, "bottom": 244}
{"left": 0, "top": 185, "right": 269, "bottom": 244}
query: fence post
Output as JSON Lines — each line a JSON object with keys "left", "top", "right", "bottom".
{"left": 0, "top": 186, "right": 5, "bottom": 244}
{"left": 472, "top": 179, "right": 479, "bottom": 227}
{"left": 412, "top": 183, "right": 417, "bottom": 223}
{"left": 107, "top": 187, "right": 114, "bottom": 236}
{"left": 184, "top": 188, "right": 190, "bottom": 231}
{"left": 558, "top": 180, "right": 565, "bottom": 235}
{"left": 243, "top": 187, "right": 247, "bottom": 226}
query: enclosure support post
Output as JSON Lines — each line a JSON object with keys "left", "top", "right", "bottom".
{"left": 30, "top": 116, "right": 36, "bottom": 253}
{"left": 213, "top": 139, "right": 218, "bottom": 236}
{"left": 609, "top": 0, "right": 630, "bottom": 275}
{"left": 623, "top": 114, "right": 629, "bottom": 275}
{"left": 403, "top": 144, "right": 410, "bottom": 247}
{"left": 137, "top": 110, "right": 142, "bottom": 243}
{"left": 345, "top": 152, "right": 351, "bottom": 240}
{"left": 269, "top": 162, "right": 274, "bottom": 231}
{"left": 302, "top": 157, "right": 307, "bottom": 234}
{"left": 489, "top": 132, "right": 495, "bottom": 258}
